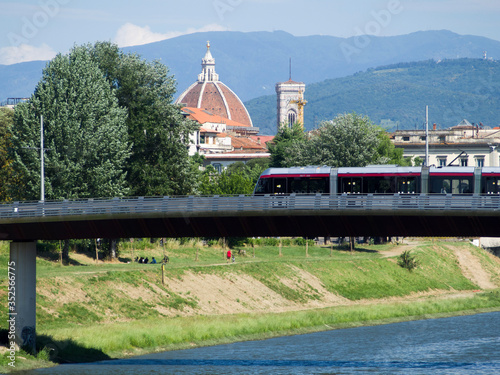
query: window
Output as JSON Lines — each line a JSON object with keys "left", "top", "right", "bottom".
{"left": 420, "top": 136, "right": 426, "bottom": 141}
{"left": 287, "top": 111, "right": 296, "bottom": 128}
{"left": 476, "top": 157, "right": 485, "bottom": 167}
{"left": 438, "top": 157, "right": 447, "bottom": 167}
{"left": 460, "top": 158, "right": 468, "bottom": 167}
{"left": 212, "top": 163, "right": 222, "bottom": 173}
{"left": 402, "top": 136, "right": 410, "bottom": 142}
{"left": 438, "top": 135, "right": 446, "bottom": 142}
{"left": 430, "top": 177, "right": 473, "bottom": 194}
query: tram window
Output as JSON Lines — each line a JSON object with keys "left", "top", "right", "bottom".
{"left": 364, "top": 177, "right": 394, "bottom": 194}
{"left": 254, "top": 178, "right": 271, "bottom": 194}
{"left": 290, "top": 178, "right": 329, "bottom": 194}
{"left": 309, "top": 178, "right": 328, "bottom": 194}
{"left": 430, "top": 177, "right": 472, "bottom": 194}
{"left": 290, "top": 179, "right": 308, "bottom": 194}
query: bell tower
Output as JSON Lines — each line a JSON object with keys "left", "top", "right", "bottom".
{"left": 276, "top": 62, "right": 306, "bottom": 131}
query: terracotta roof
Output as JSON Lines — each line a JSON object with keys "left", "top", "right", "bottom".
{"left": 229, "top": 135, "right": 268, "bottom": 152}
{"left": 175, "top": 43, "right": 253, "bottom": 127}
{"left": 177, "top": 82, "right": 253, "bottom": 127}
{"left": 182, "top": 107, "right": 249, "bottom": 128}
{"left": 250, "top": 135, "right": 275, "bottom": 145}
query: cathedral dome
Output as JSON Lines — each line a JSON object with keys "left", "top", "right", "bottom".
{"left": 175, "top": 42, "right": 253, "bottom": 127}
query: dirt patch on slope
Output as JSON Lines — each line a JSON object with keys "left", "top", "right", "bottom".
{"left": 164, "top": 271, "right": 335, "bottom": 316}
{"left": 444, "top": 244, "right": 498, "bottom": 289}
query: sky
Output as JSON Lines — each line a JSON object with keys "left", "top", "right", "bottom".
{"left": 1, "top": 0, "right": 500, "bottom": 65}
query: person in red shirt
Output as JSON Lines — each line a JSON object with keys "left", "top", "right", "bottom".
{"left": 227, "top": 249, "right": 231, "bottom": 263}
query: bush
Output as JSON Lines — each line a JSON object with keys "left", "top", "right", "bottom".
{"left": 398, "top": 250, "right": 419, "bottom": 272}
{"left": 263, "top": 238, "right": 279, "bottom": 246}
{"left": 293, "top": 237, "right": 306, "bottom": 246}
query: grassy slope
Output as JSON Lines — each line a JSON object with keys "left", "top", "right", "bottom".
{"left": 0, "top": 239, "right": 499, "bottom": 372}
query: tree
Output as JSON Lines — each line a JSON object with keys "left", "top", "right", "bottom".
{"left": 376, "top": 132, "right": 411, "bottom": 166}
{"left": 276, "top": 113, "right": 402, "bottom": 168}
{"left": 398, "top": 250, "right": 419, "bottom": 272}
{"left": 10, "top": 46, "right": 131, "bottom": 263}
{"left": 0, "top": 108, "right": 15, "bottom": 201}
{"left": 199, "top": 166, "right": 255, "bottom": 195}
{"left": 268, "top": 122, "right": 306, "bottom": 167}
{"left": 10, "top": 45, "right": 130, "bottom": 201}
{"left": 87, "top": 42, "right": 200, "bottom": 196}
{"left": 226, "top": 158, "right": 270, "bottom": 186}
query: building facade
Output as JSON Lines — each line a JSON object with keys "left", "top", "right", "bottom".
{"left": 392, "top": 120, "right": 500, "bottom": 167}
{"left": 181, "top": 107, "right": 268, "bottom": 171}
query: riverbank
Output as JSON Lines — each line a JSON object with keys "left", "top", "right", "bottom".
{"left": 1, "top": 238, "right": 499, "bottom": 372}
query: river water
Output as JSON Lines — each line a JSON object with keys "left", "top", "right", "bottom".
{"left": 29, "top": 311, "right": 500, "bottom": 374}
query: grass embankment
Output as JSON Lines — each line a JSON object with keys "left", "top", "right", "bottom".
{"left": 1, "top": 239, "right": 500, "bottom": 372}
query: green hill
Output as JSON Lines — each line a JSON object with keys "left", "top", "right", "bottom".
{"left": 246, "top": 58, "right": 500, "bottom": 134}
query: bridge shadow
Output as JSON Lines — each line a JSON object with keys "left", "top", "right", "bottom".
{"left": 36, "top": 334, "right": 112, "bottom": 363}
{"left": 36, "top": 250, "right": 85, "bottom": 266}
{"left": 1, "top": 330, "right": 111, "bottom": 363}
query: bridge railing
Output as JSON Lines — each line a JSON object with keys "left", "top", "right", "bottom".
{"left": 1, "top": 194, "right": 500, "bottom": 220}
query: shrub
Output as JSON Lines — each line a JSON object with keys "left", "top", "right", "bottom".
{"left": 293, "top": 237, "right": 306, "bottom": 246}
{"left": 398, "top": 250, "right": 419, "bottom": 272}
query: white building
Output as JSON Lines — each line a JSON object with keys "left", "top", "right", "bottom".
{"left": 392, "top": 120, "right": 500, "bottom": 167}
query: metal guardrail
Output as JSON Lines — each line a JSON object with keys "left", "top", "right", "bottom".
{"left": 1, "top": 194, "right": 500, "bottom": 222}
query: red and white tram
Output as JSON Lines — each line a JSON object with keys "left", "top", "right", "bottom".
{"left": 254, "top": 166, "right": 500, "bottom": 195}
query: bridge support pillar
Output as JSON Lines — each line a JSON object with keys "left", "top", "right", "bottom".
{"left": 9, "top": 241, "right": 36, "bottom": 353}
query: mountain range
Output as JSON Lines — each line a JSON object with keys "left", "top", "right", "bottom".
{"left": 1, "top": 30, "right": 499, "bottom": 134}
{"left": 248, "top": 58, "right": 500, "bottom": 135}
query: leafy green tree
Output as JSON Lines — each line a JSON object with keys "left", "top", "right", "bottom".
{"left": 10, "top": 45, "right": 130, "bottom": 201}
{"left": 226, "top": 158, "right": 270, "bottom": 186}
{"left": 0, "top": 108, "right": 15, "bottom": 201}
{"left": 267, "top": 122, "right": 306, "bottom": 167}
{"left": 376, "top": 131, "right": 411, "bottom": 166}
{"left": 87, "top": 41, "right": 200, "bottom": 196}
{"left": 278, "top": 113, "right": 402, "bottom": 168}
{"left": 199, "top": 166, "right": 254, "bottom": 195}
{"left": 10, "top": 46, "right": 131, "bottom": 263}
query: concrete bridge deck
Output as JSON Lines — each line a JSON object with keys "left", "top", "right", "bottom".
{"left": 1, "top": 194, "right": 500, "bottom": 240}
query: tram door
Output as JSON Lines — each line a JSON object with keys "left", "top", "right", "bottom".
{"left": 484, "top": 177, "right": 500, "bottom": 194}
{"left": 398, "top": 177, "right": 418, "bottom": 194}
{"left": 273, "top": 178, "right": 287, "bottom": 195}
{"left": 341, "top": 177, "right": 362, "bottom": 194}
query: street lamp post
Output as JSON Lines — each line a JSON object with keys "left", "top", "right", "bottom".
{"left": 40, "top": 115, "right": 45, "bottom": 201}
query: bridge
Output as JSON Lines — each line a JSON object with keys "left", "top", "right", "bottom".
{"left": 3, "top": 193, "right": 500, "bottom": 352}
{"left": 2, "top": 193, "right": 500, "bottom": 240}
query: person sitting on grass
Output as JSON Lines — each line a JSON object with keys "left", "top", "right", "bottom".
{"left": 151, "top": 257, "right": 157, "bottom": 264}
{"left": 144, "top": 257, "right": 149, "bottom": 264}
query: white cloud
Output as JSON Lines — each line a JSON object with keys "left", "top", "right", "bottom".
{"left": 0, "top": 43, "right": 56, "bottom": 65}
{"left": 114, "top": 23, "right": 229, "bottom": 48}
